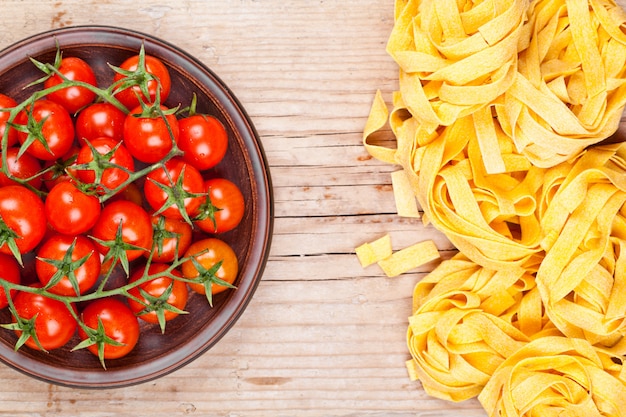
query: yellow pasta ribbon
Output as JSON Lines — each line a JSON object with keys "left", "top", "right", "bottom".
{"left": 535, "top": 144, "right": 626, "bottom": 348}
{"left": 391, "top": 170, "right": 421, "bottom": 218}
{"left": 498, "top": 0, "right": 626, "bottom": 167}
{"left": 355, "top": 234, "right": 393, "bottom": 268}
{"left": 378, "top": 239, "right": 440, "bottom": 277}
{"left": 478, "top": 337, "right": 626, "bottom": 417}
{"left": 356, "top": 235, "right": 440, "bottom": 277}
{"left": 406, "top": 254, "right": 559, "bottom": 402}
{"left": 387, "top": 0, "right": 528, "bottom": 130}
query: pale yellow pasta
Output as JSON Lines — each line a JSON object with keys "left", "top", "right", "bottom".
{"left": 355, "top": 234, "right": 393, "bottom": 268}
{"left": 387, "top": 0, "right": 528, "bottom": 131}
{"left": 478, "top": 337, "right": 626, "bottom": 417}
{"left": 498, "top": 0, "right": 626, "bottom": 167}
{"left": 358, "top": 0, "right": 626, "bottom": 413}
{"left": 356, "top": 235, "right": 440, "bottom": 276}
{"left": 405, "top": 254, "right": 559, "bottom": 402}
{"left": 378, "top": 239, "right": 440, "bottom": 277}
{"left": 535, "top": 144, "right": 626, "bottom": 348}
{"left": 391, "top": 170, "right": 421, "bottom": 218}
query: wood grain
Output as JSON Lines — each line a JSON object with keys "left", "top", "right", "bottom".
{"left": 0, "top": 0, "right": 624, "bottom": 415}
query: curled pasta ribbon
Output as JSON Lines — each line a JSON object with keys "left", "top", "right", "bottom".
{"left": 406, "top": 254, "right": 559, "bottom": 402}
{"left": 387, "top": 0, "right": 529, "bottom": 130}
{"left": 535, "top": 143, "right": 626, "bottom": 348}
{"left": 499, "top": 0, "right": 626, "bottom": 167}
{"left": 408, "top": 114, "right": 546, "bottom": 271}
{"left": 478, "top": 336, "right": 626, "bottom": 417}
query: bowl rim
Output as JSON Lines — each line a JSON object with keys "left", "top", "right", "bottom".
{"left": 0, "top": 25, "right": 274, "bottom": 388}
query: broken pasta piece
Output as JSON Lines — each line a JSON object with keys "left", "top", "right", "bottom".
{"left": 355, "top": 234, "right": 393, "bottom": 268}
{"left": 378, "top": 240, "right": 439, "bottom": 277}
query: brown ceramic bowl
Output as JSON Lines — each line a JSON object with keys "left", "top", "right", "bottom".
{"left": 0, "top": 26, "right": 273, "bottom": 388}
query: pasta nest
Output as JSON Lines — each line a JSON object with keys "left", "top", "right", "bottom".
{"left": 405, "top": 254, "right": 558, "bottom": 402}
{"left": 478, "top": 337, "right": 626, "bottom": 417}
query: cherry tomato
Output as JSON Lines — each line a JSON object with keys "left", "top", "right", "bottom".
{"left": 44, "top": 56, "right": 97, "bottom": 114}
{"left": 12, "top": 287, "right": 77, "bottom": 351}
{"left": 123, "top": 105, "right": 179, "bottom": 163}
{"left": 182, "top": 238, "right": 238, "bottom": 297}
{"left": 0, "top": 185, "right": 46, "bottom": 256}
{"left": 108, "top": 181, "right": 144, "bottom": 207}
{"left": 41, "top": 145, "right": 80, "bottom": 191}
{"left": 113, "top": 54, "right": 171, "bottom": 110}
{"left": 178, "top": 114, "right": 228, "bottom": 171}
{"left": 0, "top": 147, "right": 43, "bottom": 189}
{"left": 35, "top": 234, "right": 101, "bottom": 296}
{"left": 45, "top": 181, "right": 101, "bottom": 236}
{"left": 0, "top": 253, "right": 20, "bottom": 309}
{"left": 147, "top": 214, "right": 193, "bottom": 263}
{"left": 91, "top": 200, "right": 153, "bottom": 263}
{"left": 144, "top": 158, "right": 204, "bottom": 220}
{"left": 127, "top": 263, "right": 188, "bottom": 326}
{"left": 78, "top": 297, "right": 139, "bottom": 360}
{"left": 195, "top": 178, "right": 245, "bottom": 234}
{"left": 76, "top": 137, "right": 135, "bottom": 194}
{"left": 75, "top": 102, "right": 126, "bottom": 146}
{"left": 15, "top": 100, "right": 75, "bottom": 161}
{"left": 0, "top": 93, "right": 18, "bottom": 147}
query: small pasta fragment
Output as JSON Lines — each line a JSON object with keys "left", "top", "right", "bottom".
{"left": 378, "top": 240, "right": 440, "bottom": 277}
{"left": 355, "top": 234, "right": 393, "bottom": 268}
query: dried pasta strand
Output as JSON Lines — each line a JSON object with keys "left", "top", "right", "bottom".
{"left": 406, "top": 254, "right": 549, "bottom": 402}
{"left": 378, "top": 240, "right": 440, "bottom": 277}
{"left": 391, "top": 170, "right": 421, "bottom": 218}
{"left": 500, "top": 0, "right": 626, "bottom": 167}
{"left": 355, "top": 234, "right": 393, "bottom": 268}
{"left": 478, "top": 337, "right": 626, "bottom": 417}
{"left": 362, "top": 90, "right": 396, "bottom": 165}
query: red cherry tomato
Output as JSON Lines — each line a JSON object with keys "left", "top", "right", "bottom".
{"left": 108, "top": 181, "right": 144, "bottom": 207}
{"left": 0, "top": 253, "right": 20, "bottom": 309}
{"left": 182, "top": 238, "right": 239, "bottom": 297}
{"left": 35, "top": 234, "right": 101, "bottom": 296}
{"left": 113, "top": 54, "right": 171, "bottom": 110}
{"left": 178, "top": 114, "right": 228, "bottom": 171}
{"left": 0, "top": 93, "right": 18, "bottom": 147}
{"left": 75, "top": 103, "right": 126, "bottom": 146}
{"left": 15, "top": 100, "right": 75, "bottom": 161}
{"left": 0, "top": 185, "right": 46, "bottom": 256}
{"left": 78, "top": 297, "right": 140, "bottom": 360}
{"left": 195, "top": 178, "right": 245, "bottom": 234}
{"left": 144, "top": 158, "right": 205, "bottom": 220}
{"left": 91, "top": 200, "right": 153, "bottom": 263}
{"left": 44, "top": 56, "right": 97, "bottom": 114}
{"left": 0, "top": 147, "right": 43, "bottom": 189}
{"left": 76, "top": 137, "right": 135, "bottom": 194}
{"left": 45, "top": 181, "right": 101, "bottom": 236}
{"left": 147, "top": 214, "right": 193, "bottom": 263}
{"left": 123, "top": 105, "right": 179, "bottom": 163}
{"left": 127, "top": 263, "right": 188, "bottom": 326}
{"left": 12, "top": 287, "right": 77, "bottom": 351}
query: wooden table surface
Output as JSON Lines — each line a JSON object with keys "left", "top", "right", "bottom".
{"left": 0, "top": 1, "right": 623, "bottom": 416}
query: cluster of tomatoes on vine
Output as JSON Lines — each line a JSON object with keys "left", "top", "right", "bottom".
{"left": 0, "top": 44, "right": 245, "bottom": 366}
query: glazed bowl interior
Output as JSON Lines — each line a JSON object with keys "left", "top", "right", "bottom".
{"left": 0, "top": 26, "right": 273, "bottom": 388}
